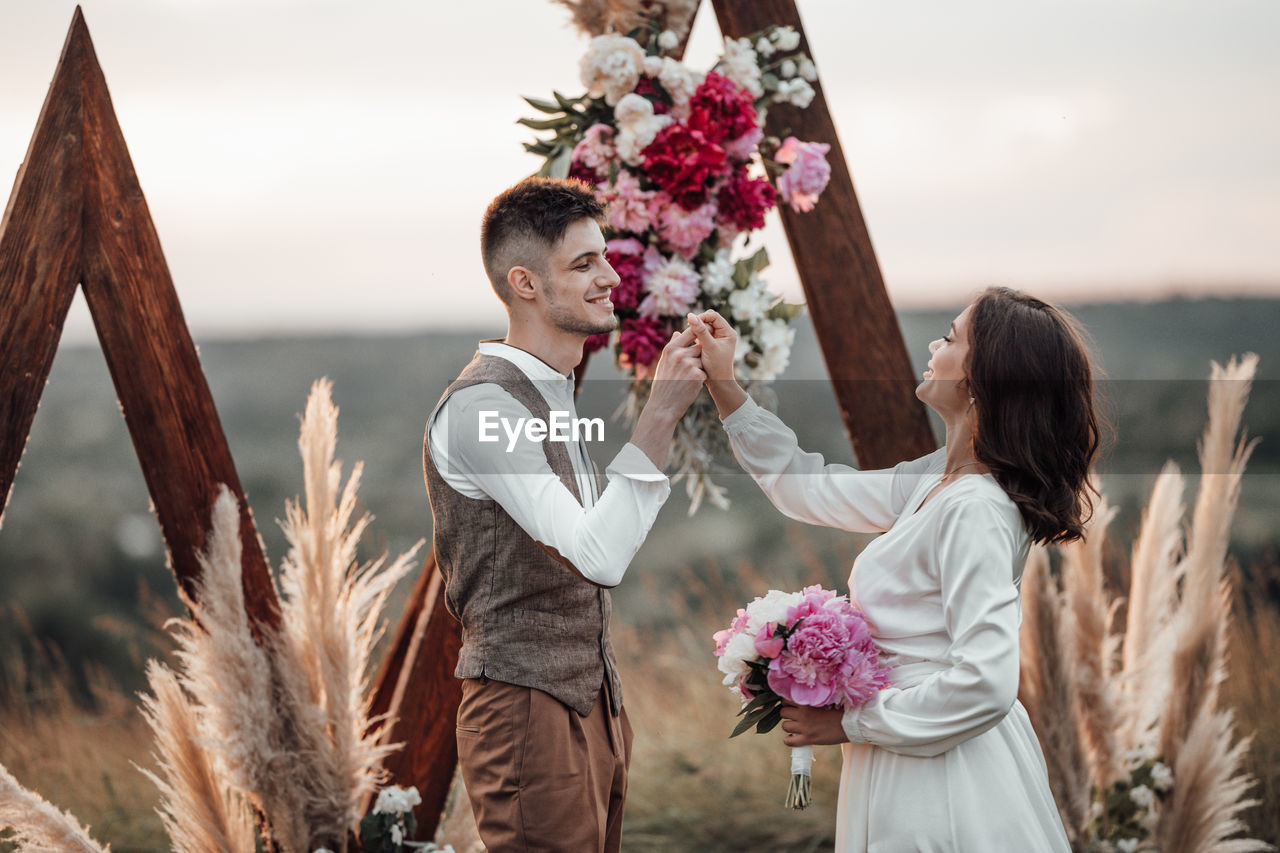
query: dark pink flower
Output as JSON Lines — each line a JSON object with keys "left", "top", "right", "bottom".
{"left": 641, "top": 123, "right": 729, "bottom": 211}
{"left": 716, "top": 169, "right": 776, "bottom": 233}
{"left": 617, "top": 315, "right": 668, "bottom": 368}
{"left": 687, "top": 71, "right": 759, "bottom": 152}
{"left": 605, "top": 238, "right": 647, "bottom": 312}
{"left": 582, "top": 331, "right": 612, "bottom": 354}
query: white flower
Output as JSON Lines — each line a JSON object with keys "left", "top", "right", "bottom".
{"left": 744, "top": 589, "right": 802, "bottom": 634}
{"left": 1117, "top": 840, "right": 1139, "bottom": 853}
{"left": 774, "top": 78, "right": 815, "bottom": 109}
{"left": 643, "top": 55, "right": 664, "bottom": 77}
{"left": 718, "top": 37, "right": 763, "bottom": 98}
{"left": 639, "top": 252, "right": 701, "bottom": 318}
{"left": 658, "top": 29, "right": 680, "bottom": 51}
{"left": 733, "top": 335, "right": 752, "bottom": 365}
{"left": 772, "top": 26, "right": 801, "bottom": 51}
{"left": 755, "top": 317, "right": 794, "bottom": 352}
{"left": 750, "top": 343, "right": 792, "bottom": 381}
{"left": 658, "top": 58, "right": 704, "bottom": 119}
{"left": 701, "top": 250, "right": 736, "bottom": 295}
{"left": 1151, "top": 761, "right": 1174, "bottom": 792}
{"left": 1129, "top": 784, "right": 1155, "bottom": 810}
{"left": 1123, "top": 744, "right": 1155, "bottom": 771}
{"left": 755, "top": 37, "right": 776, "bottom": 57}
{"left": 780, "top": 59, "right": 797, "bottom": 79}
{"left": 579, "top": 33, "right": 647, "bottom": 106}
{"left": 390, "top": 824, "right": 404, "bottom": 845}
{"left": 373, "top": 784, "right": 423, "bottom": 815}
{"left": 718, "top": 630, "right": 758, "bottom": 683}
{"left": 798, "top": 57, "right": 818, "bottom": 81}
{"left": 727, "top": 277, "right": 772, "bottom": 325}
{"left": 613, "top": 95, "right": 673, "bottom": 165}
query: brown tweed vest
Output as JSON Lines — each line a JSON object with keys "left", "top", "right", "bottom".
{"left": 423, "top": 350, "right": 622, "bottom": 716}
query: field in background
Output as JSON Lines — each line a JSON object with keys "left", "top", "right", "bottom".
{"left": 1, "top": 297, "right": 1278, "bottom": 849}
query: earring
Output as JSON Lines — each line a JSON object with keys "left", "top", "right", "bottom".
{"left": 968, "top": 396, "right": 975, "bottom": 407}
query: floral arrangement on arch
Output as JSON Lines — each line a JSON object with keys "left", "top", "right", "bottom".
{"left": 521, "top": 23, "right": 833, "bottom": 512}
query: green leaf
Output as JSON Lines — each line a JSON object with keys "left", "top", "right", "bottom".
{"left": 737, "top": 692, "right": 776, "bottom": 717}
{"left": 747, "top": 246, "right": 771, "bottom": 273}
{"left": 518, "top": 116, "right": 568, "bottom": 131}
{"left": 731, "top": 709, "right": 767, "bottom": 738}
{"left": 756, "top": 705, "right": 785, "bottom": 734}
{"left": 549, "top": 145, "right": 574, "bottom": 179}
{"left": 553, "top": 90, "right": 582, "bottom": 111}
{"left": 767, "top": 301, "right": 806, "bottom": 322}
{"left": 523, "top": 95, "right": 565, "bottom": 114}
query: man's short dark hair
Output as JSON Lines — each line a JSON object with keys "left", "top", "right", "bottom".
{"left": 480, "top": 177, "right": 606, "bottom": 304}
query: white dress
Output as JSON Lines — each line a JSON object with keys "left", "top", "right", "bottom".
{"left": 722, "top": 398, "right": 1071, "bottom": 853}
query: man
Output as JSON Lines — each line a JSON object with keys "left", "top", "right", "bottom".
{"left": 423, "top": 177, "right": 704, "bottom": 851}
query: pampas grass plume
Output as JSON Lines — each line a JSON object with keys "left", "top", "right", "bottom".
{"left": 0, "top": 762, "right": 111, "bottom": 852}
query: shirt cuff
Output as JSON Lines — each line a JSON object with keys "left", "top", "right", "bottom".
{"left": 719, "top": 395, "right": 761, "bottom": 432}
{"left": 842, "top": 704, "right": 870, "bottom": 745}
{"left": 610, "top": 443, "right": 672, "bottom": 485}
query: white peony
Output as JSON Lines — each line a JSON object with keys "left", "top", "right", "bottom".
{"left": 718, "top": 630, "right": 759, "bottom": 684}
{"left": 643, "top": 55, "right": 664, "bottom": 77}
{"left": 750, "top": 343, "right": 792, "bottom": 382}
{"left": 613, "top": 95, "right": 674, "bottom": 166}
{"left": 1129, "top": 784, "right": 1155, "bottom": 810}
{"left": 727, "top": 277, "right": 773, "bottom": 325}
{"left": 744, "top": 589, "right": 802, "bottom": 634}
{"left": 701, "top": 249, "right": 736, "bottom": 295}
{"left": 658, "top": 58, "right": 704, "bottom": 119}
{"left": 579, "top": 33, "right": 646, "bottom": 106}
{"left": 755, "top": 317, "right": 795, "bottom": 352}
{"left": 718, "top": 37, "right": 763, "bottom": 98}
{"left": 658, "top": 29, "right": 680, "bottom": 51}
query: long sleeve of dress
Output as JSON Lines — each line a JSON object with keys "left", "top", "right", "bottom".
{"left": 721, "top": 396, "right": 942, "bottom": 533}
{"left": 841, "top": 497, "right": 1023, "bottom": 757}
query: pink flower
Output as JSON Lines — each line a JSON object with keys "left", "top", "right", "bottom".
{"left": 754, "top": 623, "right": 785, "bottom": 659}
{"left": 655, "top": 197, "right": 716, "bottom": 258}
{"left": 774, "top": 137, "right": 831, "bottom": 213}
{"left": 638, "top": 247, "right": 700, "bottom": 318}
{"left": 687, "top": 71, "right": 759, "bottom": 151}
{"left": 722, "top": 124, "right": 763, "bottom": 162}
{"left": 617, "top": 315, "right": 668, "bottom": 369}
{"left": 582, "top": 331, "right": 612, "bottom": 354}
{"left": 767, "top": 607, "right": 856, "bottom": 706}
{"left": 603, "top": 170, "right": 656, "bottom": 234}
{"left": 715, "top": 169, "right": 776, "bottom": 233}
{"left": 605, "top": 237, "right": 646, "bottom": 312}
{"left": 571, "top": 123, "right": 617, "bottom": 178}
{"left": 641, "top": 123, "right": 729, "bottom": 211}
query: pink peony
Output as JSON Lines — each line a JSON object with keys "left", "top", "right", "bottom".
{"left": 617, "top": 315, "right": 668, "bottom": 368}
{"left": 754, "top": 623, "right": 785, "bottom": 659}
{"left": 605, "top": 237, "right": 646, "bottom": 312}
{"left": 641, "top": 123, "right": 729, "bottom": 210}
{"left": 774, "top": 137, "right": 831, "bottom": 213}
{"left": 715, "top": 168, "right": 776, "bottom": 233}
{"left": 603, "top": 170, "right": 656, "bottom": 234}
{"left": 638, "top": 246, "right": 700, "bottom": 318}
{"left": 722, "top": 124, "right": 764, "bottom": 162}
{"left": 571, "top": 123, "right": 617, "bottom": 179}
{"left": 687, "top": 71, "right": 759, "bottom": 151}
{"left": 655, "top": 197, "right": 717, "bottom": 258}
{"left": 767, "top": 607, "right": 857, "bottom": 706}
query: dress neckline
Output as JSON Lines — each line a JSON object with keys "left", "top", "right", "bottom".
{"left": 908, "top": 470, "right": 992, "bottom": 518}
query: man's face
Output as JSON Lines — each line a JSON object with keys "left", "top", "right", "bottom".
{"left": 538, "top": 218, "right": 620, "bottom": 337}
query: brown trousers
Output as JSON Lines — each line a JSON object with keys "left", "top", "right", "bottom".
{"left": 455, "top": 677, "right": 633, "bottom": 852}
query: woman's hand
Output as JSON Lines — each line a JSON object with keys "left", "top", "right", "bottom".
{"left": 780, "top": 704, "right": 850, "bottom": 747}
{"left": 687, "top": 310, "right": 748, "bottom": 418}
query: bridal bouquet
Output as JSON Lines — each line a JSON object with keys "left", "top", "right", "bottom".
{"left": 520, "top": 23, "right": 832, "bottom": 512}
{"left": 714, "top": 585, "right": 890, "bottom": 809}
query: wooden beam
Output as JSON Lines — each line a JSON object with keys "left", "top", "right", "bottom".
{"left": 711, "top": 0, "right": 936, "bottom": 469}
{"left": 365, "top": 552, "right": 462, "bottom": 838}
{"left": 0, "top": 7, "right": 280, "bottom": 632}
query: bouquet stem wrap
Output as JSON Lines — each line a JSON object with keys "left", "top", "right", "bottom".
{"left": 786, "top": 745, "right": 813, "bottom": 810}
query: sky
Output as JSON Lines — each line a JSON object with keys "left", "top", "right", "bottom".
{"left": 1, "top": 0, "right": 1277, "bottom": 341}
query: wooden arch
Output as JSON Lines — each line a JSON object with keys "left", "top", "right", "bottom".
{"left": 0, "top": 1, "right": 934, "bottom": 843}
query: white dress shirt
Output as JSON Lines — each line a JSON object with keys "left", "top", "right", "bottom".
{"left": 427, "top": 341, "right": 671, "bottom": 588}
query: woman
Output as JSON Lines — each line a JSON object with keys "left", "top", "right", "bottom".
{"left": 687, "top": 287, "right": 1097, "bottom": 851}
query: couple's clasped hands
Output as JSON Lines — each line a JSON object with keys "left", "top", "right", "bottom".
{"left": 646, "top": 310, "right": 746, "bottom": 419}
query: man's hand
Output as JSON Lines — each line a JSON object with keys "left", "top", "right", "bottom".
{"left": 780, "top": 704, "right": 850, "bottom": 747}
{"left": 647, "top": 326, "right": 707, "bottom": 417}
{"left": 628, "top": 327, "right": 705, "bottom": 468}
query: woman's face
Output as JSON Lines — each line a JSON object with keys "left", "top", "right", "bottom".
{"left": 916, "top": 303, "right": 974, "bottom": 417}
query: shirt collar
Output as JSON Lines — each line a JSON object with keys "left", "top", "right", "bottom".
{"left": 478, "top": 340, "right": 576, "bottom": 394}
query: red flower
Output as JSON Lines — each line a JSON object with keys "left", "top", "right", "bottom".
{"left": 641, "top": 123, "right": 729, "bottom": 211}
{"left": 687, "top": 71, "right": 759, "bottom": 153}
{"left": 617, "top": 315, "right": 669, "bottom": 368}
{"left": 582, "top": 331, "right": 612, "bottom": 354}
{"left": 716, "top": 168, "right": 776, "bottom": 233}
{"left": 605, "top": 238, "right": 647, "bottom": 312}
{"left": 633, "top": 77, "right": 672, "bottom": 115}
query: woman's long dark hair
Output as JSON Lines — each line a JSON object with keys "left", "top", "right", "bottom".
{"left": 966, "top": 287, "right": 1100, "bottom": 544}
